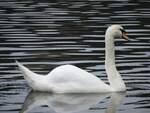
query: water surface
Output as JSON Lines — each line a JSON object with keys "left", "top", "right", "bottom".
{"left": 0, "top": 0, "right": 150, "bottom": 113}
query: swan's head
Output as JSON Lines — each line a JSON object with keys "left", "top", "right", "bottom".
{"left": 106, "top": 25, "right": 128, "bottom": 41}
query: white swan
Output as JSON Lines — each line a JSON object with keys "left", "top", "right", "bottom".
{"left": 16, "top": 25, "right": 128, "bottom": 93}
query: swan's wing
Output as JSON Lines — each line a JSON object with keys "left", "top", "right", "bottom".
{"left": 47, "top": 65, "right": 111, "bottom": 93}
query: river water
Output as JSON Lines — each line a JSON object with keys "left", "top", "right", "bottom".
{"left": 0, "top": 0, "right": 150, "bottom": 113}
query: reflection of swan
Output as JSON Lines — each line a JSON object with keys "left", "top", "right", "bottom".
{"left": 16, "top": 25, "right": 128, "bottom": 93}
{"left": 105, "top": 93, "right": 125, "bottom": 113}
{"left": 20, "top": 92, "right": 126, "bottom": 113}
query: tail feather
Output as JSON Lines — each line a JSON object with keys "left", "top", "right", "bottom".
{"left": 16, "top": 61, "right": 50, "bottom": 92}
{"left": 16, "top": 61, "right": 41, "bottom": 89}
{"left": 16, "top": 61, "right": 37, "bottom": 77}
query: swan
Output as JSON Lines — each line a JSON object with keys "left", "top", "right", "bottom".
{"left": 16, "top": 25, "right": 128, "bottom": 93}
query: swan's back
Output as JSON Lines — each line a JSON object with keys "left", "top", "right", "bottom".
{"left": 47, "top": 65, "right": 111, "bottom": 93}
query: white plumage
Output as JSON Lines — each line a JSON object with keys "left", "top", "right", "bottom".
{"left": 17, "top": 25, "right": 128, "bottom": 93}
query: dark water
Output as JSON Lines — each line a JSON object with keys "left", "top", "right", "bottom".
{"left": 0, "top": 0, "right": 150, "bottom": 113}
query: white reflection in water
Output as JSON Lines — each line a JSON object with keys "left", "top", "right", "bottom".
{"left": 20, "top": 92, "right": 126, "bottom": 113}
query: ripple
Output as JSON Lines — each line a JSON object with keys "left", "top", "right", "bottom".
{"left": 0, "top": 0, "right": 150, "bottom": 113}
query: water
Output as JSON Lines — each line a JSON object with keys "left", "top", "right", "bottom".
{"left": 0, "top": 0, "right": 150, "bottom": 113}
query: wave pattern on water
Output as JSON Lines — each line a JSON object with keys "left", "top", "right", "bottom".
{"left": 0, "top": 0, "right": 150, "bottom": 113}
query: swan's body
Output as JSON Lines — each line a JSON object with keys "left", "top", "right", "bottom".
{"left": 17, "top": 25, "right": 128, "bottom": 93}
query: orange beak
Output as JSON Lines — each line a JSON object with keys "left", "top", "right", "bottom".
{"left": 122, "top": 32, "right": 129, "bottom": 41}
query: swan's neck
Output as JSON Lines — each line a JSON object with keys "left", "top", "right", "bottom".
{"left": 105, "top": 33, "right": 126, "bottom": 91}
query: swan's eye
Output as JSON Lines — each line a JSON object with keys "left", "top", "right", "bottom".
{"left": 120, "top": 28, "right": 126, "bottom": 34}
